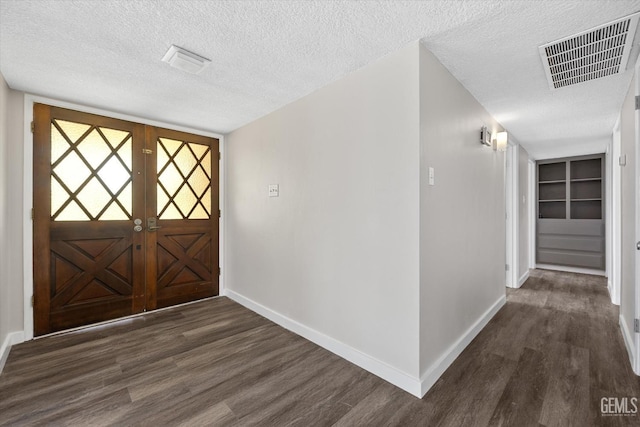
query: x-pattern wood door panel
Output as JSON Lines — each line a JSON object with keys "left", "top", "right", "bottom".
{"left": 33, "top": 104, "right": 219, "bottom": 335}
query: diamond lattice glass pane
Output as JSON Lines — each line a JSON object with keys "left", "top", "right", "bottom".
{"left": 157, "top": 187, "right": 170, "bottom": 216}
{"left": 77, "top": 177, "right": 112, "bottom": 218}
{"left": 51, "top": 177, "right": 69, "bottom": 217}
{"left": 201, "top": 151, "right": 211, "bottom": 178}
{"left": 51, "top": 125, "right": 71, "bottom": 164}
{"left": 174, "top": 146, "right": 197, "bottom": 177}
{"left": 100, "top": 127, "right": 130, "bottom": 149}
{"left": 174, "top": 186, "right": 197, "bottom": 217}
{"left": 189, "top": 204, "right": 208, "bottom": 220}
{"left": 158, "top": 163, "right": 182, "bottom": 195}
{"left": 54, "top": 151, "right": 91, "bottom": 192}
{"left": 116, "top": 182, "right": 132, "bottom": 217}
{"left": 55, "top": 120, "right": 90, "bottom": 144}
{"left": 100, "top": 201, "right": 128, "bottom": 220}
{"left": 161, "top": 203, "right": 182, "bottom": 220}
{"left": 98, "top": 156, "right": 130, "bottom": 194}
{"left": 201, "top": 187, "right": 211, "bottom": 215}
{"left": 56, "top": 200, "right": 89, "bottom": 221}
{"left": 77, "top": 128, "right": 112, "bottom": 169}
{"left": 159, "top": 138, "right": 182, "bottom": 156}
{"left": 157, "top": 143, "right": 169, "bottom": 173}
{"left": 190, "top": 143, "right": 208, "bottom": 160}
{"left": 117, "top": 137, "right": 132, "bottom": 171}
{"left": 188, "top": 166, "right": 210, "bottom": 197}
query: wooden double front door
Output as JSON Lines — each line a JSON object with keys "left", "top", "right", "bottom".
{"left": 33, "top": 104, "right": 219, "bottom": 336}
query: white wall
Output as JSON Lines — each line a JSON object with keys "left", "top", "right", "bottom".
{"left": 518, "top": 145, "right": 531, "bottom": 283}
{"left": 0, "top": 72, "right": 24, "bottom": 371}
{"left": 226, "top": 43, "right": 421, "bottom": 379}
{"left": 619, "top": 72, "right": 636, "bottom": 349}
{"left": 418, "top": 44, "right": 505, "bottom": 382}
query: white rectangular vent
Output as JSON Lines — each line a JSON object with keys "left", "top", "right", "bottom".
{"left": 539, "top": 13, "right": 640, "bottom": 90}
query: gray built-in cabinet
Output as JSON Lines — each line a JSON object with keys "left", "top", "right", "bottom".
{"left": 536, "top": 154, "right": 605, "bottom": 270}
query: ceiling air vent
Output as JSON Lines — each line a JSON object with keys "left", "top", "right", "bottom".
{"left": 539, "top": 13, "right": 640, "bottom": 90}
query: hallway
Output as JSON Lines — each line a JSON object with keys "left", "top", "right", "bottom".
{"left": 0, "top": 270, "right": 637, "bottom": 426}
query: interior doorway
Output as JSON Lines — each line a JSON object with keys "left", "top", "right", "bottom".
{"left": 32, "top": 104, "right": 219, "bottom": 335}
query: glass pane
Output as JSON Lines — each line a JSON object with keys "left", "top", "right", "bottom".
{"left": 174, "top": 146, "right": 197, "bottom": 177}
{"left": 100, "top": 201, "right": 128, "bottom": 220}
{"left": 51, "top": 126, "right": 70, "bottom": 164}
{"left": 100, "top": 127, "right": 129, "bottom": 149}
{"left": 76, "top": 129, "right": 112, "bottom": 169}
{"left": 116, "top": 182, "right": 132, "bottom": 217}
{"left": 56, "top": 200, "right": 89, "bottom": 221}
{"left": 190, "top": 204, "right": 208, "bottom": 219}
{"left": 190, "top": 143, "right": 208, "bottom": 160}
{"left": 159, "top": 138, "right": 182, "bottom": 156}
{"left": 54, "top": 151, "right": 91, "bottom": 192}
{"left": 158, "top": 163, "right": 182, "bottom": 195}
{"left": 77, "top": 178, "right": 111, "bottom": 218}
{"left": 161, "top": 203, "right": 182, "bottom": 220}
{"left": 98, "top": 156, "right": 130, "bottom": 194}
{"left": 201, "top": 187, "right": 211, "bottom": 215}
{"left": 201, "top": 151, "right": 211, "bottom": 178}
{"left": 117, "top": 137, "right": 132, "bottom": 171}
{"left": 157, "top": 187, "right": 170, "bottom": 216}
{"left": 188, "top": 166, "right": 209, "bottom": 197}
{"left": 174, "top": 186, "right": 197, "bottom": 217}
{"left": 51, "top": 177, "right": 68, "bottom": 216}
{"left": 157, "top": 142, "right": 169, "bottom": 172}
{"left": 55, "top": 119, "right": 90, "bottom": 143}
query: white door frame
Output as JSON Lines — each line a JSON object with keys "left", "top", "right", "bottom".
{"left": 635, "top": 62, "right": 640, "bottom": 374}
{"left": 528, "top": 159, "right": 536, "bottom": 270}
{"left": 609, "top": 117, "right": 622, "bottom": 305}
{"left": 505, "top": 142, "right": 519, "bottom": 288}
{"left": 22, "top": 94, "right": 225, "bottom": 341}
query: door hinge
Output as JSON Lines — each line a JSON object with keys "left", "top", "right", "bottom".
{"left": 218, "top": 152, "right": 221, "bottom": 160}
{"left": 506, "top": 264, "right": 510, "bottom": 271}
{"left": 31, "top": 295, "right": 34, "bottom": 307}
{"left": 30, "top": 121, "right": 34, "bottom": 133}
{"left": 142, "top": 148, "right": 153, "bottom": 154}
{"left": 636, "top": 96, "right": 640, "bottom": 110}
{"left": 635, "top": 319, "right": 639, "bottom": 333}
{"left": 31, "top": 208, "right": 34, "bottom": 220}
{"left": 218, "top": 267, "right": 221, "bottom": 276}
{"left": 218, "top": 209, "right": 221, "bottom": 218}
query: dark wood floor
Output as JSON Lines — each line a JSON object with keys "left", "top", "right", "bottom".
{"left": 1, "top": 269, "right": 638, "bottom": 426}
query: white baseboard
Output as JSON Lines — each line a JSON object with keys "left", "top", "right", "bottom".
{"left": 536, "top": 264, "right": 606, "bottom": 277}
{"left": 227, "top": 290, "right": 506, "bottom": 399}
{"left": 517, "top": 270, "right": 530, "bottom": 288}
{"left": 419, "top": 295, "right": 506, "bottom": 396}
{"left": 619, "top": 314, "right": 637, "bottom": 375}
{"left": 226, "top": 289, "right": 423, "bottom": 397}
{"left": 0, "top": 331, "right": 25, "bottom": 374}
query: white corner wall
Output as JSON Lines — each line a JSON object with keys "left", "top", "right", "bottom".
{"left": 418, "top": 44, "right": 506, "bottom": 391}
{"left": 518, "top": 145, "right": 531, "bottom": 285}
{"left": 226, "top": 42, "right": 422, "bottom": 389}
{"left": 0, "top": 72, "right": 25, "bottom": 373}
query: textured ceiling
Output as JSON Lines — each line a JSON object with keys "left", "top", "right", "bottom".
{"left": 1, "top": 1, "right": 639, "bottom": 158}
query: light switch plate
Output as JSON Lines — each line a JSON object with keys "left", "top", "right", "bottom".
{"left": 268, "top": 184, "right": 279, "bottom": 197}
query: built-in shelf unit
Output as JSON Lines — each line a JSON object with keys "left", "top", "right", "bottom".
{"left": 536, "top": 154, "right": 604, "bottom": 270}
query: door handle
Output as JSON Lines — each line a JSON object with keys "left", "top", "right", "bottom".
{"left": 133, "top": 218, "right": 143, "bottom": 232}
{"left": 147, "top": 217, "right": 161, "bottom": 231}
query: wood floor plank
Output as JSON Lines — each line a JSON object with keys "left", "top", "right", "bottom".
{"left": 1, "top": 269, "right": 638, "bottom": 426}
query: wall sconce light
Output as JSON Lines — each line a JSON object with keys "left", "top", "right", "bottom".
{"left": 480, "top": 126, "right": 492, "bottom": 146}
{"left": 494, "top": 131, "right": 508, "bottom": 151}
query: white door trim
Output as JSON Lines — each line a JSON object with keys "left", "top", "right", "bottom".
{"left": 635, "top": 60, "right": 640, "bottom": 374}
{"left": 610, "top": 117, "right": 622, "bottom": 305}
{"left": 22, "top": 94, "right": 225, "bottom": 341}
{"left": 528, "top": 159, "right": 536, "bottom": 270}
{"left": 505, "top": 143, "right": 519, "bottom": 288}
